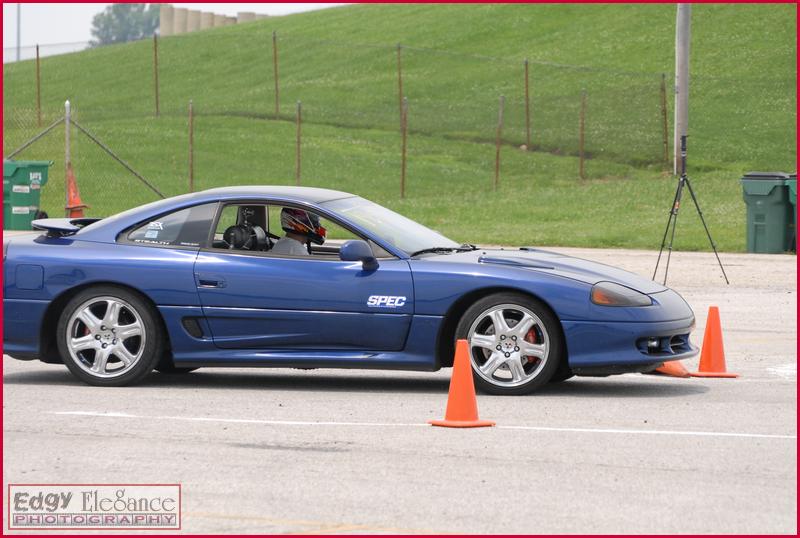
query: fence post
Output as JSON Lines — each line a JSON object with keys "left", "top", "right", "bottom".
{"left": 64, "top": 100, "right": 71, "bottom": 216}
{"left": 660, "top": 73, "right": 669, "bottom": 168}
{"left": 494, "top": 95, "right": 505, "bottom": 191}
{"left": 295, "top": 101, "right": 302, "bottom": 185}
{"left": 272, "top": 31, "right": 280, "bottom": 119}
{"left": 579, "top": 89, "right": 586, "bottom": 180}
{"left": 153, "top": 34, "right": 160, "bottom": 117}
{"left": 35, "top": 44, "right": 42, "bottom": 127}
{"left": 400, "top": 97, "right": 408, "bottom": 198}
{"left": 524, "top": 58, "right": 530, "bottom": 149}
{"left": 396, "top": 43, "right": 404, "bottom": 129}
{"left": 188, "top": 100, "right": 194, "bottom": 192}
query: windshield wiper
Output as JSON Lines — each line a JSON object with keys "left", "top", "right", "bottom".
{"left": 410, "top": 244, "right": 476, "bottom": 257}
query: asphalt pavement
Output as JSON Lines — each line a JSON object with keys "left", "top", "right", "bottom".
{"left": 3, "top": 247, "right": 796, "bottom": 534}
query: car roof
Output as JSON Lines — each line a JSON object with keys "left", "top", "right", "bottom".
{"left": 75, "top": 185, "right": 357, "bottom": 242}
{"left": 200, "top": 185, "right": 354, "bottom": 204}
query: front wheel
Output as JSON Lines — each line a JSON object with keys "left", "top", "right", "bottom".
{"left": 56, "top": 286, "right": 164, "bottom": 386}
{"left": 456, "top": 293, "right": 565, "bottom": 395}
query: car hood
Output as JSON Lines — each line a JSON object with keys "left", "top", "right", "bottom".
{"left": 422, "top": 247, "right": 667, "bottom": 294}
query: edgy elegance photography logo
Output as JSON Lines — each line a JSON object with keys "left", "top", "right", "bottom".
{"left": 8, "top": 484, "right": 181, "bottom": 530}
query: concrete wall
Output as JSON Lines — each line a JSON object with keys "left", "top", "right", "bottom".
{"left": 213, "top": 14, "right": 226, "bottom": 27}
{"left": 224, "top": 16, "right": 237, "bottom": 26}
{"left": 159, "top": 5, "right": 174, "bottom": 37}
{"left": 172, "top": 7, "right": 188, "bottom": 35}
{"left": 237, "top": 12, "right": 256, "bottom": 23}
{"left": 200, "top": 12, "right": 214, "bottom": 30}
{"left": 186, "top": 10, "right": 201, "bottom": 32}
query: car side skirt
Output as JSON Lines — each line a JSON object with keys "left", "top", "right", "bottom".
{"left": 165, "top": 308, "right": 443, "bottom": 371}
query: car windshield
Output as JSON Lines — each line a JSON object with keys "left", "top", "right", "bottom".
{"left": 323, "top": 197, "right": 460, "bottom": 255}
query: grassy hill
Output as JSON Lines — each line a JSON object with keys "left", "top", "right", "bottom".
{"left": 3, "top": 3, "right": 796, "bottom": 251}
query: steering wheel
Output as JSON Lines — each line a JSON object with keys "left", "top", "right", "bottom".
{"left": 221, "top": 225, "right": 279, "bottom": 251}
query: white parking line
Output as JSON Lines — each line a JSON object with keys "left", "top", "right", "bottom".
{"left": 767, "top": 362, "right": 797, "bottom": 380}
{"left": 53, "top": 411, "right": 796, "bottom": 440}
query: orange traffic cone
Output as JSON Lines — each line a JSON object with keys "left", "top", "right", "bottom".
{"left": 429, "top": 339, "right": 495, "bottom": 428}
{"left": 691, "top": 306, "right": 738, "bottom": 378}
{"left": 65, "top": 164, "right": 89, "bottom": 218}
{"left": 652, "top": 360, "right": 691, "bottom": 378}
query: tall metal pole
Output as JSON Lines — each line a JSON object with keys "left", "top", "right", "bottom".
{"left": 673, "top": 3, "right": 691, "bottom": 174}
{"left": 64, "top": 100, "right": 71, "bottom": 216}
{"left": 16, "top": 4, "right": 21, "bottom": 62}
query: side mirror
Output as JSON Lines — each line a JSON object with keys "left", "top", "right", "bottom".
{"left": 340, "top": 240, "right": 379, "bottom": 271}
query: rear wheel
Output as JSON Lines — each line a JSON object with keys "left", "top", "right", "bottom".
{"left": 456, "top": 293, "right": 564, "bottom": 395}
{"left": 56, "top": 286, "right": 164, "bottom": 386}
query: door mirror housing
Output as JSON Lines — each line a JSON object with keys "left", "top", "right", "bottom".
{"left": 340, "top": 240, "right": 379, "bottom": 271}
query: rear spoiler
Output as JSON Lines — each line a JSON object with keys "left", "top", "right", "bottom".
{"left": 31, "top": 217, "right": 102, "bottom": 237}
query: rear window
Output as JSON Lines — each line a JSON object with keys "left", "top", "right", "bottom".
{"left": 125, "top": 203, "right": 217, "bottom": 247}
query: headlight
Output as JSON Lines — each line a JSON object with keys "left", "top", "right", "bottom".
{"left": 591, "top": 281, "right": 652, "bottom": 307}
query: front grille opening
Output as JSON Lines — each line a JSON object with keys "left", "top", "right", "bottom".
{"left": 637, "top": 333, "right": 691, "bottom": 356}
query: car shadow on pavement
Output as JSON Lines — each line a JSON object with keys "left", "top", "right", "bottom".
{"left": 536, "top": 377, "right": 710, "bottom": 398}
{"left": 4, "top": 368, "right": 709, "bottom": 398}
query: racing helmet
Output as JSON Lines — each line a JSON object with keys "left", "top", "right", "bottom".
{"left": 280, "top": 208, "right": 326, "bottom": 245}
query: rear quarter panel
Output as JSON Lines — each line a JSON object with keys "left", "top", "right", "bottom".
{"left": 4, "top": 237, "right": 200, "bottom": 305}
{"left": 4, "top": 236, "right": 200, "bottom": 357}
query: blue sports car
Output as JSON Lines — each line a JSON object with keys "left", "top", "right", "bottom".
{"left": 3, "top": 186, "right": 697, "bottom": 394}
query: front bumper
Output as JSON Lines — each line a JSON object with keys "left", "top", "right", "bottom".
{"left": 562, "top": 316, "right": 698, "bottom": 369}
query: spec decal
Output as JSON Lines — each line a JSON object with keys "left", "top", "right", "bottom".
{"left": 367, "top": 295, "right": 407, "bottom": 308}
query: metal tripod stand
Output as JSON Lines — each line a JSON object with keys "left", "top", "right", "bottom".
{"left": 653, "top": 135, "right": 729, "bottom": 285}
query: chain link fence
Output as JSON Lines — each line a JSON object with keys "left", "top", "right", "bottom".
{"left": 3, "top": 29, "right": 796, "bottom": 218}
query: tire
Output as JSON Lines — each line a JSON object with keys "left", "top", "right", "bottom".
{"left": 455, "top": 292, "right": 565, "bottom": 395}
{"left": 548, "top": 368, "right": 575, "bottom": 383}
{"left": 56, "top": 286, "right": 164, "bottom": 386}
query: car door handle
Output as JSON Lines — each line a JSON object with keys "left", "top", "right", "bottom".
{"left": 195, "top": 273, "right": 226, "bottom": 288}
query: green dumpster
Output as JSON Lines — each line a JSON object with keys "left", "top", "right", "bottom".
{"left": 3, "top": 159, "right": 52, "bottom": 230}
{"left": 787, "top": 174, "right": 797, "bottom": 252}
{"left": 740, "top": 172, "right": 792, "bottom": 254}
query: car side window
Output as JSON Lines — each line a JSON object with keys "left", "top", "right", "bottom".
{"left": 268, "top": 204, "right": 394, "bottom": 259}
{"left": 269, "top": 205, "right": 361, "bottom": 246}
{"left": 205, "top": 202, "right": 395, "bottom": 259}
{"left": 125, "top": 203, "right": 217, "bottom": 248}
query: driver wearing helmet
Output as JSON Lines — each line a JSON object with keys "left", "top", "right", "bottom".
{"left": 270, "top": 207, "right": 327, "bottom": 256}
